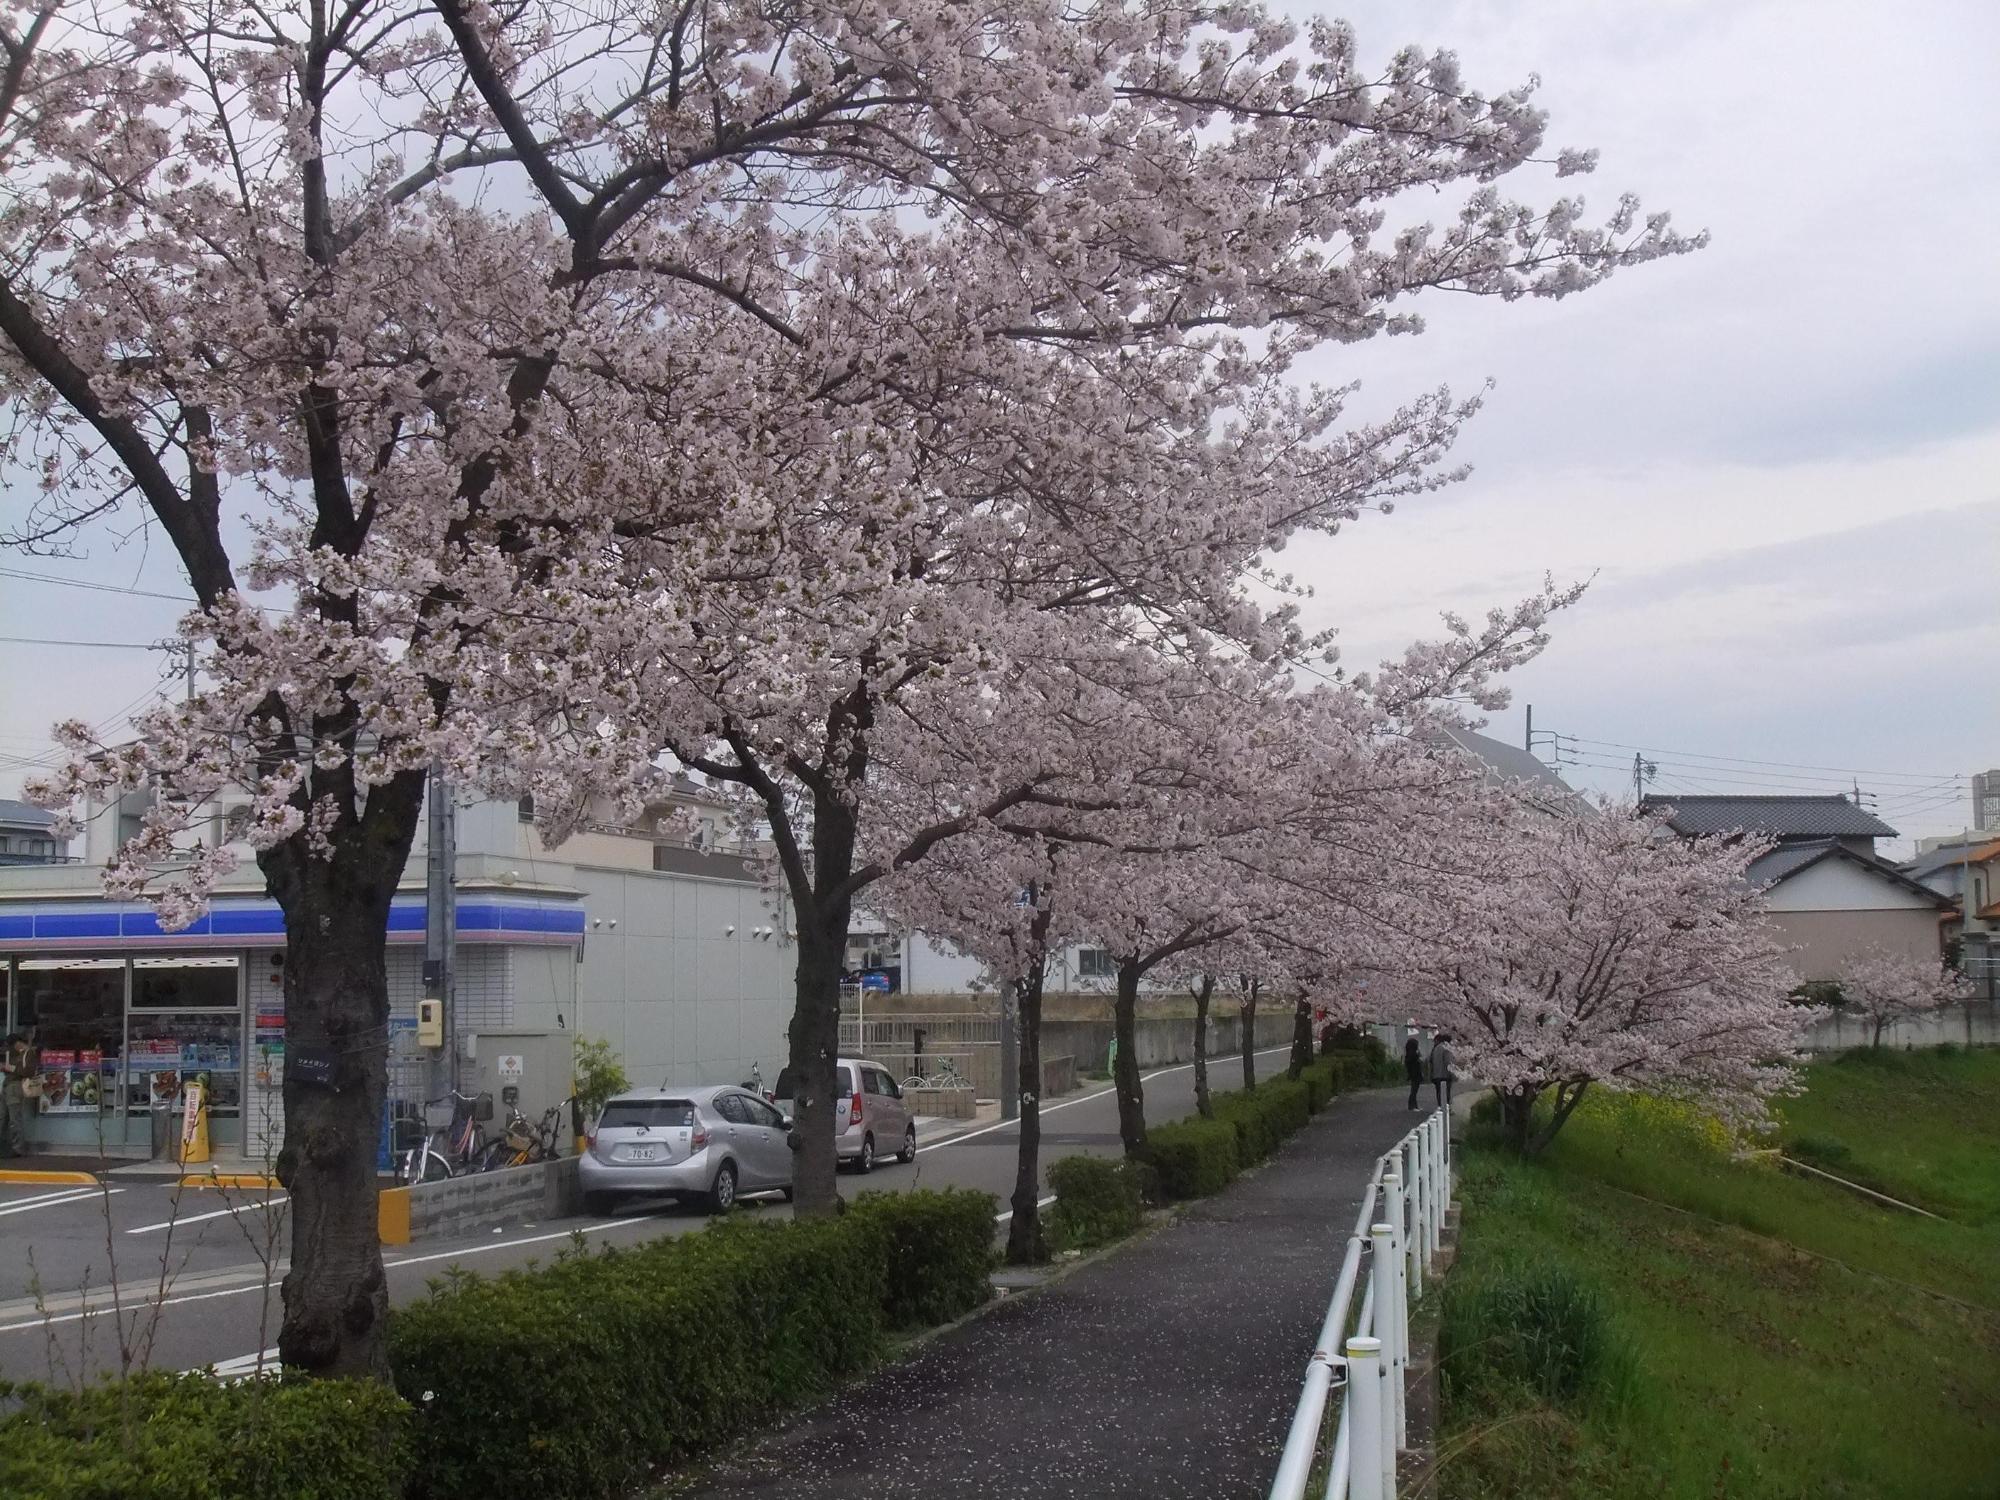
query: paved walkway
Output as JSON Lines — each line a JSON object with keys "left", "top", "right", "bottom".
{"left": 682, "top": 1087, "right": 1418, "bottom": 1500}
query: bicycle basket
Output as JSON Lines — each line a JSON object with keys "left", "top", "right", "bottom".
{"left": 505, "top": 1125, "right": 534, "bottom": 1152}
{"left": 423, "top": 1101, "right": 457, "bottom": 1131}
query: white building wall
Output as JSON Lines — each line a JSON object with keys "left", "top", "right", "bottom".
{"left": 1762, "top": 859, "right": 1936, "bottom": 913}
{"left": 568, "top": 864, "right": 792, "bottom": 1090}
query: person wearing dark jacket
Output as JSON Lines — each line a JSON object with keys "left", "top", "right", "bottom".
{"left": 1428, "top": 1034, "right": 1456, "bottom": 1108}
{"left": 1403, "top": 1031, "right": 1424, "bottom": 1110}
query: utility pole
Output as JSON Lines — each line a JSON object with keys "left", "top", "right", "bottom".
{"left": 424, "top": 765, "right": 458, "bottom": 1096}
{"left": 1631, "top": 753, "right": 1658, "bottom": 804}
{"left": 1524, "top": 703, "right": 1532, "bottom": 753}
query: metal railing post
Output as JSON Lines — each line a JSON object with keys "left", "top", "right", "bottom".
{"left": 1404, "top": 1135, "right": 1423, "bottom": 1299}
{"left": 1372, "top": 1214, "right": 1405, "bottom": 1459}
{"left": 1346, "top": 1335, "right": 1387, "bottom": 1500}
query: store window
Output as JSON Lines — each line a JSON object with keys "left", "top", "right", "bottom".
{"left": 14, "top": 958, "right": 123, "bottom": 1121}
{"left": 128, "top": 957, "right": 242, "bottom": 1117}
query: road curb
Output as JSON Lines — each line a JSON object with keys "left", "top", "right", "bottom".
{"left": 0, "top": 1168, "right": 97, "bottom": 1185}
{"left": 179, "top": 1173, "right": 281, "bottom": 1189}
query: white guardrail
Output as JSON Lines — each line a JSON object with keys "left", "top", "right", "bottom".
{"left": 1268, "top": 1109, "right": 1451, "bottom": 1500}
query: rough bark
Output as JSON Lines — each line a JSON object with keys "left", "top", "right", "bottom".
{"left": 1499, "top": 1080, "right": 1591, "bottom": 1157}
{"left": 1113, "top": 958, "right": 1147, "bottom": 1157}
{"left": 1240, "top": 978, "right": 1260, "bottom": 1091}
{"left": 267, "top": 790, "right": 418, "bottom": 1381}
{"left": 786, "top": 918, "right": 846, "bottom": 1215}
{"left": 1191, "top": 975, "right": 1214, "bottom": 1120}
{"left": 1288, "top": 992, "right": 1313, "bottom": 1079}
{"left": 1005, "top": 952, "right": 1050, "bottom": 1265}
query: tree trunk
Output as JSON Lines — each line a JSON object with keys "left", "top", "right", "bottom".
{"left": 1192, "top": 976, "right": 1214, "bottom": 1119}
{"left": 271, "top": 854, "right": 405, "bottom": 1380}
{"left": 1241, "top": 978, "right": 1260, "bottom": 1091}
{"left": 1113, "top": 959, "right": 1147, "bottom": 1157}
{"left": 1872, "top": 1013, "right": 1886, "bottom": 1048}
{"left": 786, "top": 917, "right": 846, "bottom": 1216}
{"left": 1498, "top": 1085, "right": 1539, "bottom": 1155}
{"left": 1006, "top": 960, "right": 1049, "bottom": 1264}
{"left": 1525, "top": 1080, "right": 1590, "bottom": 1156}
{"left": 1288, "top": 993, "right": 1313, "bottom": 1079}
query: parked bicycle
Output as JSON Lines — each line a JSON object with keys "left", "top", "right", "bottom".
{"left": 472, "top": 1097, "right": 572, "bottom": 1172}
{"left": 398, "top": 1090, "right": 490, "bottom": 1183}
{"left": 900, "top": 1057, "right": 973, "bottom": 1092}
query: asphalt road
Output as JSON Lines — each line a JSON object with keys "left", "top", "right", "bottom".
{"left": 0, "top": 1045, "right": 1297, "bottom": 1383}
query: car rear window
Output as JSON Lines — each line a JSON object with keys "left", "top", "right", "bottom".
{"left": 598, "top": 1099, "right": 695, "bottom": 1129}
{"left": 775, "top": 1067, "right": 853, "bottom": 1099}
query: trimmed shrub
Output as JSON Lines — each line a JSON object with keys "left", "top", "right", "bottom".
{"left": 0, "top": 1372, "right": 409, "bottom": 1500}
{"left": 1141, "top": 1115, "right": 1241, "bottom": 1199}
{"left": 391, "top": 1189, "right": 993, "bottom": 1498}
{"left": 1045, "top": 1156, "right": 1147, "bottom": 1250}
{"left": 1439, "top": 1261, "right": 1627, "bottom": 1409}
{"left": 845, "top": 1188, "right": 996, "bottom": 1327}
{"left": 1212, "top": 1075, "right": 1312, "bottom": 1164}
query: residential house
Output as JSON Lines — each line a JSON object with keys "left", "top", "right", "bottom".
{"left": 1906, "top": 835, "right": 2000, "bottom": 1006}
{"left": 1641, "top": 794, "right": 1955, "bottom": 980}
{"left": 0, "top": 798, "right": 70, "bottom": 866}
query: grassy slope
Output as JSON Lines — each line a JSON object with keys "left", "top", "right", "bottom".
{"left": 1440, "top": 1052, "right": 2000, "bottom": 1500}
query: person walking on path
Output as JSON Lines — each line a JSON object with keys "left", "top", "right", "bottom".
{"left": 1403, "top": 1030, "right": 1425, "bottom": 1110}
{"left": 1428, "top": 1033, "right": 1456, "bottom": 1109}
{"left": 1, "top": 1032, "right": 34, "bottom": 1157}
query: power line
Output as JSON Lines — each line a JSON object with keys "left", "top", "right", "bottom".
{"left": 1568, "top": 734, "right": 1962, "bottom": 786}
{"left": 0, "top": 565, "right": 195, "bottom": 603}
{"left": 0, "top": 635, "right": 173, "bottom": 649}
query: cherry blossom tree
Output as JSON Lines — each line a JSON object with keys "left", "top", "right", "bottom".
{"left": 2, "top": 0, "right": 1696, "bottom": 1370}
{"left": 1832, "top": 946, "right": 1974, "bottom": 1049}
{"left": 1385, "top": 805, "right": 1812, "bottom": 1155}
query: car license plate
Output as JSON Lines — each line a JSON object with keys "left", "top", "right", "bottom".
{"left": 624, "top": 1145, "right": 659, "bottom": 1162}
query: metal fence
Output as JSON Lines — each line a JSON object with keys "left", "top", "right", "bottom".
{"left": 836, "top": 1008, "right": 1001, "bottom": 1095}
{"left": 1267, "top": 1109, "right": 1451, "bottom": 1500}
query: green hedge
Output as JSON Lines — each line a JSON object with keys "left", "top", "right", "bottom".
{"left": 844, "top": 1187, "right": 997, "bottom": 1327}
{"left": 1212, "top": 1075, "right": 1312, "bottom": 1163}
{"left": 0, "top": 1372, "right": 409, "bottom": 1500}
{"left": 1141, "top": 1115, "right": 1242, "bottom": 1198}
{"left": 1139, "top": 1056, "right": 1365, "bottom": 1202}
{"left": 391, "top": 1188, "right": 994, "bottom": 1499}
{"left": 1045, "top": 1155, "right": 1148, "bottom": 1250}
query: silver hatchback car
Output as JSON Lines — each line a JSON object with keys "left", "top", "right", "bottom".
{"left": 578, "top": 1085, "right": 793, "bottom": 1216}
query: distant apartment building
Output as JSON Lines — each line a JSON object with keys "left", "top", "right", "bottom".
{"left": 1974, "top": 768, "right": 2000, "bottom": 833}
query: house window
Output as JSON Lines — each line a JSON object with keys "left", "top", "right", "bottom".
{"left": 1076, "top": 947, "right": 1115, "bottom": 979}
{"left": 516, "top": 795, "right": 535, "bottom": 821}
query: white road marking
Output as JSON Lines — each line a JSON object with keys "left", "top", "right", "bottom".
{"left": 0, "top": 1187, "right": 122, "bottom": 1217}
{"left": 1, "top": 1214, "right": 665, "bottom": 1337}
{"left": 204, "top": 1345, "right": 281, "bottom": 1379}
{"left": 992, "top": 1194, "right": 1058, "bottom": 1224}
{"left": 127, "top": 1197, "right": 289, "bottom": 1235}
{"left": 915, "top": 1046, "right": 1297, "bottom": 1155}
{"left": 383, "top": 1212, "right": 662, "bottom": 1270}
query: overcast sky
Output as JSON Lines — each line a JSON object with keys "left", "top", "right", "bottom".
{"left": 3, "top": 0, "right": 1996, "bottom": 856}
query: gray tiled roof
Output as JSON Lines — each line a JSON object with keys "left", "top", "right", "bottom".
{"left": 1905, "top": 839, "right": 2000, "bottom": 880}
{"left": 0, "top": 798, "right": 56, "bottom": 828}
{"left": 1640, "top": 794, "right": 1897, "bottom": 840}
{"left": 1746, "top": 838, "right": 1956, "bottom": 907}
{"left": 1437, "top": 727, "right": 1575, "bottom": 793}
